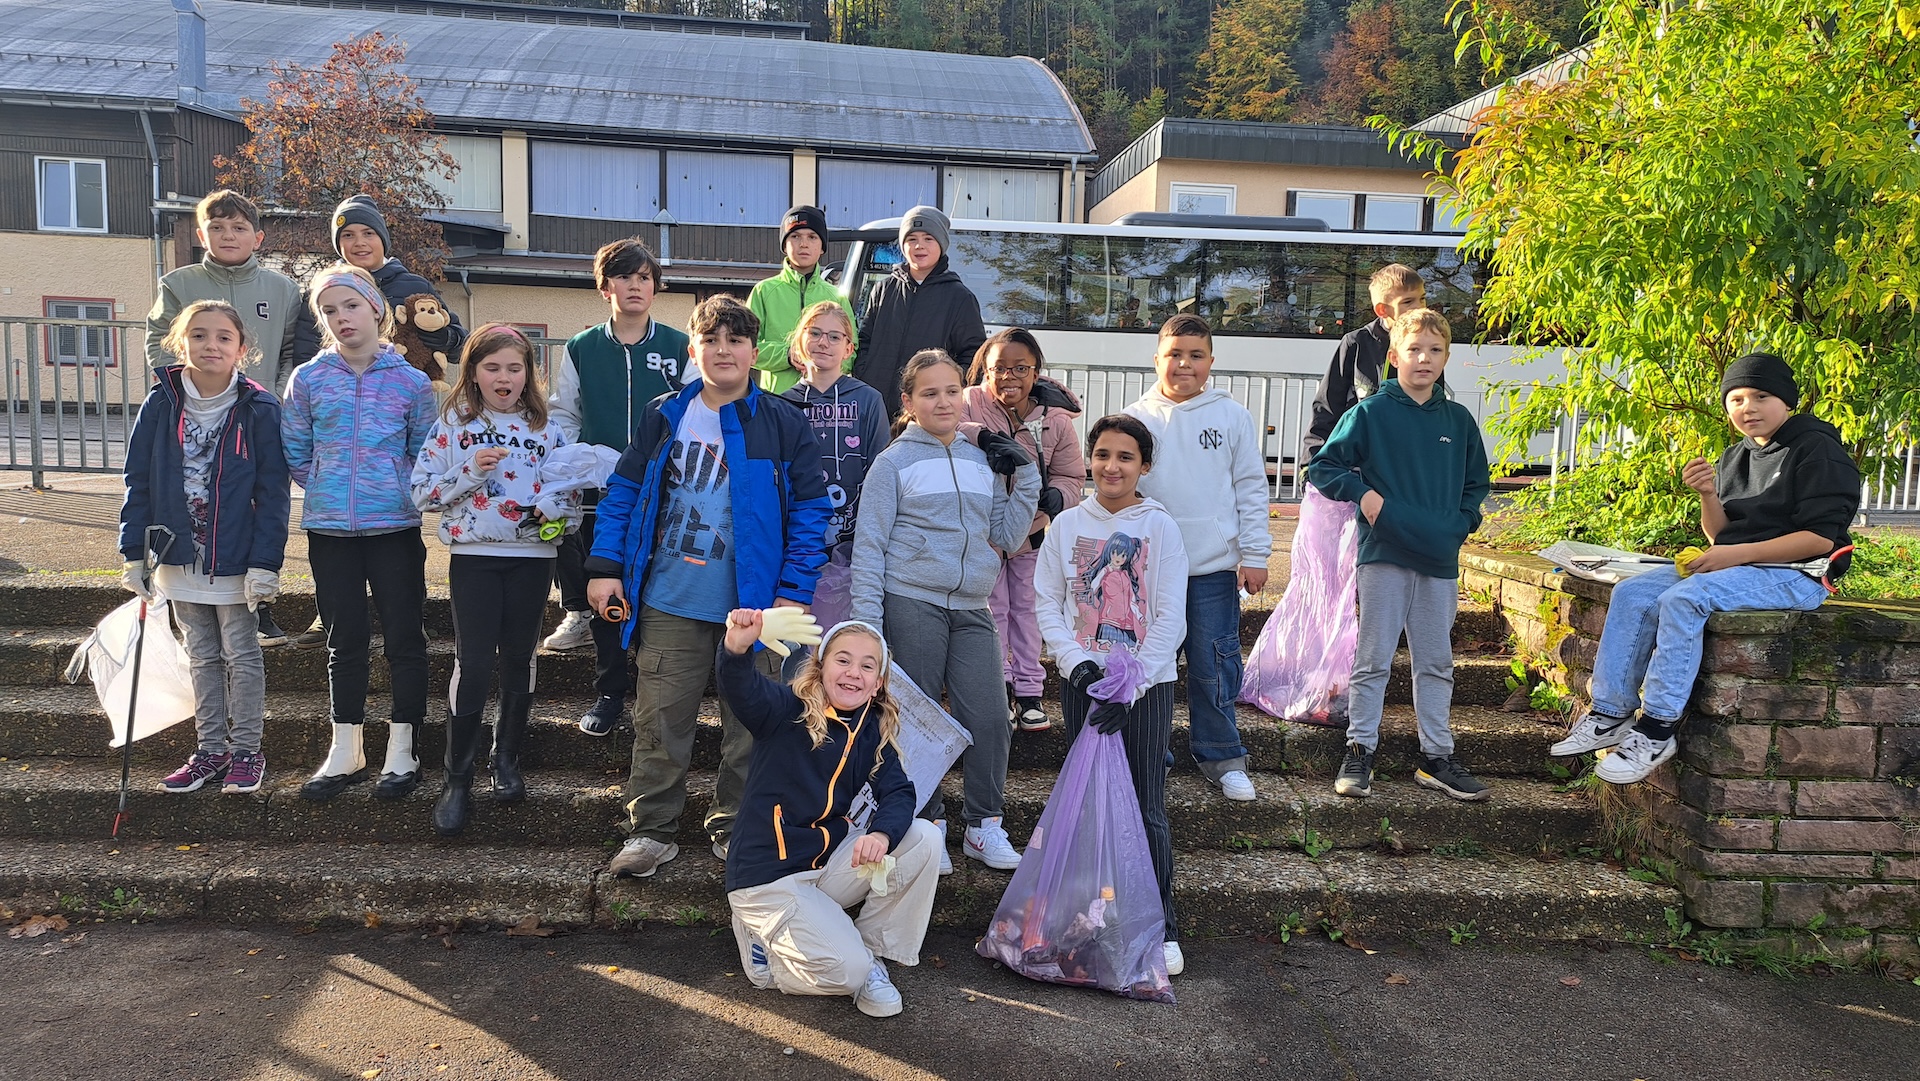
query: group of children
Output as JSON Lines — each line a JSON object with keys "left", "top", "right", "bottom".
{"left": 120, "top": 190, "right": 1861, "bottom": 1019}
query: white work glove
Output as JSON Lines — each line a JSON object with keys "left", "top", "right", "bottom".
{"left": 244, "top": 568, "right": 281, "bottom": 609}
{"left": 757, "top": 606, "right": 823, "bottom": 657}
{"left": 121, "top": 559, "right": 153, "bottom": 600}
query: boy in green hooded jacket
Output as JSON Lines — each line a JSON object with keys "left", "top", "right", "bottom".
{"left": 749, "top": 205, "right": 856, "bottom": 393}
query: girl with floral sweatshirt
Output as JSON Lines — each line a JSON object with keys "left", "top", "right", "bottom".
{"left": 412, "top": 324, "right": 578, "bottom": 835}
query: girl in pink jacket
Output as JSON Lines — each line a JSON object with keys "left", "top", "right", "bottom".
{"left": 960, "top": 328, "right": 1084, "bottom": 732}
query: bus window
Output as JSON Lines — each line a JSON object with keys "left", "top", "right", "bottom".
{"left": 1066, "top": 234, "right": 1200, "bottom": 330}
{"left": 948, "top": 229, "right": 1067, "bottom": 328}
{"left": 1283, "top": 244, "right": 1356, "bottom": 338}
{"left": 1199, "top": 242, "right": 1289, "bottom": 333}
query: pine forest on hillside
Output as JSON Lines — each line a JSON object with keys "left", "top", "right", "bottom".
{"left": 511, "top": 0, "right": 1593, "bottom": 159}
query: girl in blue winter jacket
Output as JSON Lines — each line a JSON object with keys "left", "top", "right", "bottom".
{"left": 120, "top": 300, "right": 291, "bottom": 795}
{"left": 281, "top": 265, "right": 439, "bottom": 804}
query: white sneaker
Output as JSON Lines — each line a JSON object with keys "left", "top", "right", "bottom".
{"left": 1163, "top": 941, "right": 1185, "bottom": 976}
{"left": 1216, "top": 770, "right": 1257, "bottom": 801}
{"left": 964, "top": 817, "right": 1022, "bottom": 870}
{"left": 1594, "top": 729, "right": 1678, "bottom": 784}
{"left": 745, "top": 935, "right": 774, "bottom": 989}
{"left": 935, "top": 819, "right": 953, "bottom": 876}
{"left": 608, "top": 836, "right": 679, "bottom": 878}
{"left": 1550, "top": 710, "right": 1634, "bottom": 757}
{"left": 712, "top": 838, "right": 729, "bottom": 861}
{"left": 542, "top": 610, "right": 594, "bottom": 651}
{"left": 854, "top": 959, "right": 902, "bottom": 1018}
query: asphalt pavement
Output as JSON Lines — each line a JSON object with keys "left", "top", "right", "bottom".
{"left": 4, "top": 922, "right": 1918, "bottom": 1080}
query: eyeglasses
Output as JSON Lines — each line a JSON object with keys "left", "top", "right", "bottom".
{"left": 989, "top": 365, "right": 1035, "bottom": 376}
{"left": 804, "top": 328, "right": 848, "bottom": 344}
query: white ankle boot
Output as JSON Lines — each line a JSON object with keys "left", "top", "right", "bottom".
{"left": 300, "top": 723, "right": 367, "bottom": 802}
{"left": 382, "top": 721, "right": 419, "bottom": 778}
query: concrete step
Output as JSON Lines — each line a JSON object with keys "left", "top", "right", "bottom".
{"left": 0, "top": 686, "right": 1572, "bottom": 779}
{"left": 0, "top": 572, "right": 1506, "bottom": 648}
{"left": 0, "top": 757, "right": 1601, "bottom": 858}
{"left": 0, "top": 837, "right": 1677, "bottom": 943}
{"left": 0, "top": 627, "right": 1522, "bottom": 712}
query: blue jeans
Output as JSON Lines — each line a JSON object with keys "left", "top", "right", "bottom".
{"left": 1184, "top": 569, "right": 1249, "bottom": 777}
{"left": 1588, "top": 564, "right": 1828, "bottom": 723}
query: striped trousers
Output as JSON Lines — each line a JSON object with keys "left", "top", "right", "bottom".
{"left": 1061, "top": 679, "right": 1178, "bottom": 943}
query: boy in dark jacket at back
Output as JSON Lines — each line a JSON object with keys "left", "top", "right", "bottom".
{"left": 1309, "top": 308, "right": 1491, "bottom": 803}
{"left": 852, "top": 206, "right": 987, "bottom": 414}
{"left": 1552, "top": 353, "right": 1861, "bottom": 784}
{"left": 1304, "top": 263, "right": 1427, "bottom": 460}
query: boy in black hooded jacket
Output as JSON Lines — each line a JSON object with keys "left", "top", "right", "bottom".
{"left": 852, "top": 206, "right": 987, "bottom": 414}
{"left": 1552, "top": 352, "right": 1861, "bottom": 784}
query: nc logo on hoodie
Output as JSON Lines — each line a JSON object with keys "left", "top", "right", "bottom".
{"left": 1197, "top": 428, "right": 1225, "bottom": 451}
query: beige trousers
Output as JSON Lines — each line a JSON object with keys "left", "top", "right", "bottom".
{"left": 727, "top": 818, "right": 943, "bottom": 996}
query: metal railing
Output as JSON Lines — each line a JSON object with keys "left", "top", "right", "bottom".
{"left": 11, "top": 316, "right": 1913, "bottom": 513}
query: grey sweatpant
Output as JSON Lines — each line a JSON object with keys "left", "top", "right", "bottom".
{"left": 173, "top": 600, "right": 266, "bottom": 755}
{"left": 882, "top": 592, "right": 1009, "bottom": 827}
{"left": 1347, "top": 561, "right": 1457, "bottom": 757}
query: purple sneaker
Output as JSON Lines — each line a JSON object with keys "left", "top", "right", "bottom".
{"left": 222, "top": 751, "right": 267, "bottom": 794}
{"left": 160, "top": 750, "right": 231, "bottom": 793}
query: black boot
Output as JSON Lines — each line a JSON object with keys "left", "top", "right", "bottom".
{"left": 433, "top": 713, "right": 482, "bottom": 837}
{"left": 491, "top": 690, "right": 530, "bottom": 803}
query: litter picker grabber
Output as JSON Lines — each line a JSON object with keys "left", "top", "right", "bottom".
{"left": 113, "top": 523, "right": 175, "bottom": 838}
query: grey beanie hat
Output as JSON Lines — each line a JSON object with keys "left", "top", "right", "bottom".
{"left": 898, "top": 205, "right": 950, "bottom": 256}
{"left": 331, "top": 194, "right": 392, "bottom": 260}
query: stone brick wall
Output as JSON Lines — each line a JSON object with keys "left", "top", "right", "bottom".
{"left": 1462, "top": 549, "right": 1920, "bottom": 946}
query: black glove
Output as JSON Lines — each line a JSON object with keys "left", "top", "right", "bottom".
{"left": 976, "top": 429, "right": 1032, "bottom": 476}
{"left": 1029, "top": 376, "right": 1078, "bottom": 412}
{"left": 1068, "top": 660, "right": 1102, "bottom": 695}
{"left": 1036, "top": 486, "right": 1064, "bottom": 520}
{"left": 1090, "top": 699, "right": 1129, "bottom": 734}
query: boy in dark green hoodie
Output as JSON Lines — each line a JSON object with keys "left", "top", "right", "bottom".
{"left": 1308, "top": 308, "right": 1491, "bottom": 802}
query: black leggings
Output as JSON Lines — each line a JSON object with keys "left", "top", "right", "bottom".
{"left": 448, "top": 554, "right": 553, "bottom": 716}
{"left": 309, "top": 528, "right": 429, "bottom": 726}
{"left": 1062, "top": 680, "right": 1178, "bottom": 943}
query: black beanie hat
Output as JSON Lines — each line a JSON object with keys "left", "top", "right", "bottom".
{"left": 1719, "top": 352, "right": 1799, "bottom": 409}
{"left": 331, "top": 195, "right": 392, "bottom": 261}
{"left": 781, "top": 205, "right": 828, "bottom": 249}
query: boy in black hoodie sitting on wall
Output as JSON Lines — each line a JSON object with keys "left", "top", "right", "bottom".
{"left": 1551, "top": 353, "right": 1862, "bottom": 784}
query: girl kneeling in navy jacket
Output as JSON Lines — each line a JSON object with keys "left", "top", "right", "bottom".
{"left": 719, "top": 612, "right": 942, "bottom": 1018}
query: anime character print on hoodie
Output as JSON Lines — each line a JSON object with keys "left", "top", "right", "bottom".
{"left": 1125, "top": 384, "right": 1272, "bottom": 783}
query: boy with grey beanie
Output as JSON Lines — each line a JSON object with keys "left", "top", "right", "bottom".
{"left": 852, "top": 205, "right": 986, "bottom": 414}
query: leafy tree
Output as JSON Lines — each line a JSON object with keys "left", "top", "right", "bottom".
{"left": 1192, "top": 0, "right": 1308, "bottom": 121}
{"left": 216, "top": 33, "right": 456, "bottom": 282}
{"left": 1382, "top": 0, "right": 1920, "bottom": 550}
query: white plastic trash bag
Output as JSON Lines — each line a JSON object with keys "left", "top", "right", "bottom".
{"left": 846, "top": 660, "right": 974, "bottom": 830}
{"left": 65, "top": 597, "right": 195, "bottom": 748}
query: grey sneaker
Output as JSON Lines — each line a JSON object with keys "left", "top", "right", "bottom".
{"left": 1333, "top": 742, "right": 1374, "bottom": 798}
{"left": 1550, "top": 710, "right": 1633, "bottom": 757}
{"left": 1416, "top": 755, "right": 1492, "bottom": 802}
{"left": 609, "top": 836, "right": 679, "bottom": 878}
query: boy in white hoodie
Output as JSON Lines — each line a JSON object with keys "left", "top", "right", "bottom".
{"left": 1034, "top": 413, "right": 1189, "bottom": 976}
{"left": 1124, "top": 315, "right": 1272, "bottom": 801}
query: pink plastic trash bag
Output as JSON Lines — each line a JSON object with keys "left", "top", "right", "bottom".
{"left": 810, "top": 554, "right": 853, "bottom": 631}
{"left": 1239, "top": 485, "right": 1359, "bottom": 726}
{"left": 1087, "top": 643, "right": 1148, "bottom": 706}
{"left": 977, "top": 725, "right": 1174, "bottom": 1003}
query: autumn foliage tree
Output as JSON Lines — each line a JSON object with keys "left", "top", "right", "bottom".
{"left": 1192, "top": 0, "right": 1307, "bottom": 122}
{"left": 216, "top": 33, "right": 456, "bottom": 282}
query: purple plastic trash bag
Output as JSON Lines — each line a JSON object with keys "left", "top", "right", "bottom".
{"left": 1239, "top": 485, "right": 1359, "bottom": 726}
{"left": 1087, "top": 643, "right": 1149, "bottom": 706}
{"left": 976, "top": 725, "right": 1174, "bottom": 1003}
{"left": 810, "top": 554, "right": 853, "bottom": 631}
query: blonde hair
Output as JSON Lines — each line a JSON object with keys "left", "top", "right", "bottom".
{"left": 791, "top": 624, "right": 901, "bottom": 767}
{"left": 449, "top": 323, "right": 550, "bottom": 429}
{"left": 1388, "top": 307, "right": 1452, "bottom": 350}
{"left": 308, "top": 263, "right": 394, "bottom": 345}
{"left": 161, "top": 300, "right": 259, "bottom": 371}
{"left": 785, "top": 301, "right": 857, "bottom": 370}
{"left": 1368, "top": 263, "right": 1426, "bottom": 304}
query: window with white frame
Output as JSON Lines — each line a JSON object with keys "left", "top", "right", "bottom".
{"left": 1432, "top": 197, "right": 1469, "bottom": 234}
{"left": 530, "top": 142, "right": 660, "bottom": 220}
{"left": 1292, "top": 191, "right": 1355, "bottom": 231}
{"left": 44, "top": 299, "right": 117, "bottom": 366}
{"left": 1170, "top": 182, "right": 1236, "bottom": 216}
{"left": 37, "top": 157, "right": 108, "bottom": 233}
{"left": 666, "top": 151, "right": 787, "bottom": 227}
{"left": 429, "top": 134, "right": 504, "bottom": 213}
{"left": 943, "top": 166, "right": 1061, "bottom": 221}
{"left": 1362, "top": 194, "right": 1424, "bottom": 232}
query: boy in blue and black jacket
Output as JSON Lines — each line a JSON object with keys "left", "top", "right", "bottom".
{"left": 1309, "top": 308, "right": 1491, "bottom": 804}
{"left": 584, "top": 295, "right": 830, "bottom": 880}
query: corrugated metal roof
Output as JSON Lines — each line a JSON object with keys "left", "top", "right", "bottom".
{"left": 1089, "top": 118, "right": 1459, "bottom": 207}
{"left": 1413, "top": 45, "right": 1591, "bottom": 134}
{"left": 0, "top": 0, "right": 1094, "bottom": 159}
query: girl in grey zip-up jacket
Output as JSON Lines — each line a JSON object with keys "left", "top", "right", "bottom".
{"left": 848, "top": 351, "right": 1038, "bottom": 870}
